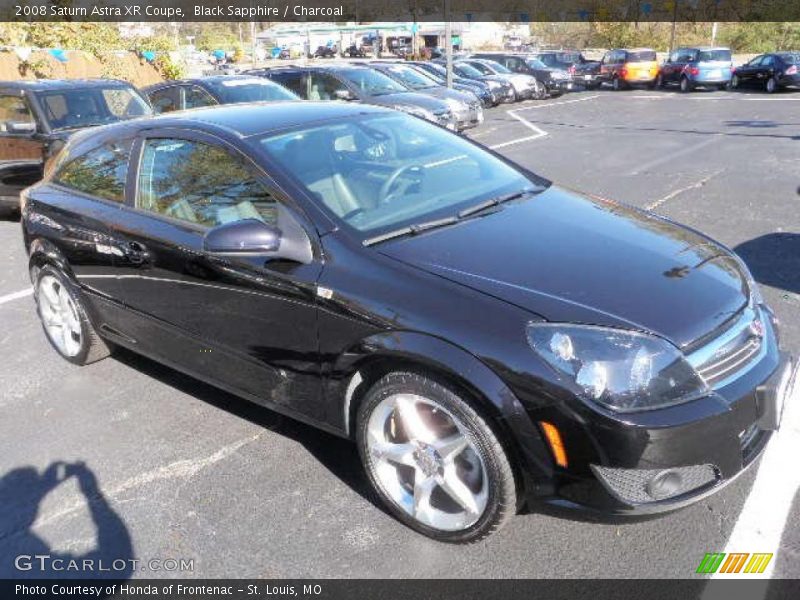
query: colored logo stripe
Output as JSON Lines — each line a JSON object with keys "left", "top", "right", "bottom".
{"left": 697, "top": 553, "right": 726, "bottom": 573}
{"left": 720, "top": 553, "right": 749, "bottom": 573}
{"left": 696, "top": 553, "right": 773, "bottom": 574}
{"left": 744, "top": 553, "right": 773, "bottom": 574}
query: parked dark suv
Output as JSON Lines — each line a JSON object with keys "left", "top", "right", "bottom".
{"left": 251, "top": 64, "right": 457, "bottom": 130}
{"left": 21, "top": 102, "right": 795, "bottom": 543}
{"left": 0, "top": 79, "right": 150, "bottom": 216}
{"left": 142, "top": 75, "right": 298, "bottom": 114}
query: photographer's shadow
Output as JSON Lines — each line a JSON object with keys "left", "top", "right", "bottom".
{"left": 734, "top": 232, "right": 800, "bottom": 295}
{"left": 0, "top": 461, "right": 133, "bottom": 581}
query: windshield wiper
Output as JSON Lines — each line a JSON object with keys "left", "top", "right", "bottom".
{"left": 363, "top": 189, "right": 540, "bottom": 247}
{"left": 363, "top": 216, "right": 459, "bottom": 247}
{"left": 457, "top": 189, "right": 538, "bottom": 218}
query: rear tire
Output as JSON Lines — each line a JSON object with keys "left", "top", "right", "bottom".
{"left": 356, "top": 371, "right": 517, "bottom": 543}
{"left": 765, "top": 76, "right": 778, "bottom": 93}
{"left": 612, "top": 76, "right": 622, "bottom": 91}
{"left": 731, "top": 74, "right": 740, "bottom": 89}
{"left": 34, "top": 265, "right": 110, "bottom": 366}
{"left": 654, "top": 74, "right": 664, "bottom": 89}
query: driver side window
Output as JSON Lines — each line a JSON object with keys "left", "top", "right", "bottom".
{"left": 136, "top": 138, "right": 278, "bottom": 227}
{"left": 307, "top": 73, "right": 348, "bottom": 101}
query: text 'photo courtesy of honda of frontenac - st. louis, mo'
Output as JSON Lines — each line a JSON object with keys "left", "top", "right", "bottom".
{"left": 21, "top": 101, "right": 797, "bottom": 543}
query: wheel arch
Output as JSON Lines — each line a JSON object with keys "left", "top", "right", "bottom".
{"left": 27, "top": 237, "right": 74, "bottom": 285}
{"left": 333, "top": 330, "right": 555, "bottom": 496}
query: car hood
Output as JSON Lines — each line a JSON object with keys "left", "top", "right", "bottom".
{"left": 366, "top": 91, "right": 449, "bottom": 112}
{"left": 377, "top": 186, "right": 749, "bottom": 348}
{"left": 420, "top": 86, "right": 477, "bottom": 104}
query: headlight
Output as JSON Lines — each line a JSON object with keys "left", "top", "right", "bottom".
{"left": 527, "top": 323, "right": 709, "bottom": 412}
{"left": 394, "top": 104, "right": 433, "bottom": 120}
{"left": 486, "top": 80, "right": 502, "bottom": 90}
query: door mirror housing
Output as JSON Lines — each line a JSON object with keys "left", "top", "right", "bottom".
{"left": 203, "top": 208, "right": 314, "bottom": 265}
{"left": 5, "top": 121, "right": 36, "bottom": 135}
{"left": 204, "top": 219, "right": 281, "bottom": 254}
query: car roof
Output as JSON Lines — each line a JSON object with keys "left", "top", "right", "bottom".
{"left": 142, "top": 75, "right": 274, "bottom": 92}
{"left": 676, "top": 46, "right": 731, "bottom": 51}
{"left": 265, "top": 63, "right": 373, "bottom": 73}
{"left": 0, "top": 78, "right": 133, "bottom": 91}
{"left": 82, "top": 101, "right": 393, "bottom": 139}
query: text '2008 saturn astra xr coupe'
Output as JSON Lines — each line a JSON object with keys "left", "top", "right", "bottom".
{"left": 21, "top": 102, "right": 797, "bottom": 542}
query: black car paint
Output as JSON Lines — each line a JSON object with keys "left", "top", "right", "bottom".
{"left": 0, "top": 79, "right": 148, "bottom": 211}
{"left": 22, "top": 103, "right": 786, "bottom": 516}
{"left": 734, "top": 53, "right": 800, "bottom": 90}
{"left": 470, "top": 53, "right": 572, "bottom": 93}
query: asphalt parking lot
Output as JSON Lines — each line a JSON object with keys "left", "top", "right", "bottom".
{"left": 1, "top": 87, "right": 799, "bottom": 580}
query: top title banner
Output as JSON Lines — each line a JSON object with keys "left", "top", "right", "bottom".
{"left": 1, "top": 0, "right": 798, "bottom": 22}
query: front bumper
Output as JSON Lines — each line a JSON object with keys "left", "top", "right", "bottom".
{"left": 522, "top": 314, "right": 795, "bottom": 515}
{"left": 453, "top": 105, "right": 485, "bottom": 130}
{"left": 0, "top": 194, "right": 20, "bottom": 209}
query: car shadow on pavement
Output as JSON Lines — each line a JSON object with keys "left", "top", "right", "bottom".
{"left": 0, "top": 461, "right": 133, "bottom": 584}
{"left": 110, "top": 347, "right": 381, "bottom": 509}
{"left": 734, "top": 233, "right": 800, "bottom": 295}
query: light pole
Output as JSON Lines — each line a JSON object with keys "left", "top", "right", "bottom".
{"left": 444, "top": 0, "right": 452, "bottom": 88}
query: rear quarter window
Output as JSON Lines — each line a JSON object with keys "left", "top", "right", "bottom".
{"left": 54, "top": 139, "right": 132, "bottom": 203}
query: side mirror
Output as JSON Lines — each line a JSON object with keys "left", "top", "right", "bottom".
{"left": 203, "top": 219, "right": 281, "bottom": 254}
{"left": 334, "top": 89, "right": 356, "bottom": 101}
{"left": 6, "top": 121, "right": 36, "bottom": 135}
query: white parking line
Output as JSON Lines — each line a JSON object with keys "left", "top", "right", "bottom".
{"left": 489, "top": 94, "right": 600, "bottom": 150}
{"left": 0, "top": 287, "right": 32, "bottom": 305}
{"left": 710, "top": 375, "right": 800, "bottom": 580}
{"left": 629, "top": 136, "right": 720, "bottom": 176}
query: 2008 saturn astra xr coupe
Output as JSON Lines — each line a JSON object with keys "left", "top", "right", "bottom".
{"left": 21, "top": 102, "right": 797, "bottom": 542}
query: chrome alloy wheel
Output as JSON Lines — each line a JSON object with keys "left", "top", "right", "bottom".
{"left": 366, "top": 393, "right": 489, "bottom": 531}
{"left": 38, "top": 275, "right": 82, "bottom": 357}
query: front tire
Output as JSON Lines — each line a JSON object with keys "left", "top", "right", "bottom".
{"left": 611, "top": 76, "right": 623, "bottom": 91}
{"left": 731, "top": 74, "right": 740, "bottom": 89}
{"left": 356, "top": 372, "right": 517, "bottom": 543}
{"left": 680, "top": 76, "right": 693, "bottom": 93}
{"left": 34, "top": 265, "right": 110, "bottom": 365}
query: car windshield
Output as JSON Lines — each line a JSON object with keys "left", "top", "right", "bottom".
{"left": 414, "top": 65, "right": 446, "bottom": 84}
{"left": 778, "top": 53, "right": 800, "bottom": 64}
{"left": 479, "top": 60, "right": 512, "bottom": 74}
{"left": 454, "top": 62, "right": 484, "bottom": 78}
{"left": 206, "top": 78, "right": 299, "bottom": 103}
{"left": 697, "top": 49, "right": 732, "bottom": 62}
{"left": 382, "top": 65, "right": 438, "bottom": 90}
{"left": 627, "top": 50, "right": 657, "bottom": 62}
{"left": 36, "top": 86, "right": 151, "bottom": 131}
{"left": 338, "top": 68, "right": 407, "bottom": 96}
{"left": 258, "top": 113, "right": 540, "bottom": 238}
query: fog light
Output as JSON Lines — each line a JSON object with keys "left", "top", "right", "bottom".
{"left": 646, "top": 470, "right": 683, "bottom": 500}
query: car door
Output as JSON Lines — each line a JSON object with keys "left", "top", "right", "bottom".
{"left": 663, "top": 49, "right": 683, "bottom": 84}
{"left": 0, "top": 90, "right": 45, "bottom": 202}
{"left": 737, "top": 55, "right": 762, "bottom": 84}
{"left": 307, "top": 71, "right": 355, "bottom": 101}
{"left": 106, "top": 129, "right": 325, "bottom": 419}
{"left": 756, "top": 55, "right": 776, "bottom": 85}
{"left": 599, "top": 51, "right": 614, "bottom": 82}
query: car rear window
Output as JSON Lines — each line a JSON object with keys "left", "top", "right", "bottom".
{"left": 698, "top": 49, "right": 732, "bottom": 62}
{"left": 627, "top": 51, "right": 656, "bottom": 62}
{"left": 555, "top": 52, "right": 582, "bottom": 64}
{"left": 778, "top": 53, "right": 800, "bottom": 64}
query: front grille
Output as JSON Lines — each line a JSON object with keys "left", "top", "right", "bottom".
{"left": 687, "top": 306, "right": 766, "bottom": 389}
